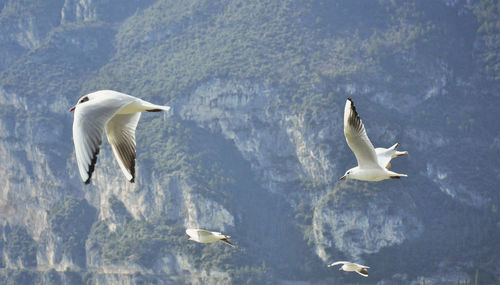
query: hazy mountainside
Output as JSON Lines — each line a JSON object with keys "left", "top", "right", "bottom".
{"left": 0, "top": 0, "right": 499, "bottom": 284}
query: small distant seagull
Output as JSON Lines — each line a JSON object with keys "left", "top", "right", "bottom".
{"left": 185, "top": 229, "right": 236, "bottom": 247}
{"left": 328, "top": 261, "right": 370, "bottom": 277}
{"left": 70, "top": 90, "right": 170, "bottom": 184}
{"left": 340, "top": 98, "right": 407, "bottom": 181}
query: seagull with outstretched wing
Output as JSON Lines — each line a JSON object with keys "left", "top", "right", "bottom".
{"left": 70, "top": 90, "right": 170, "bottom": 184}
{"left": 328, "top": 261, "right": 370, "bottom": 277}
{"left": 186, "top": 228, "right": 236, "bottom": 247}
{"left": 340, "top": 98, "right": 407, "bottom": 181}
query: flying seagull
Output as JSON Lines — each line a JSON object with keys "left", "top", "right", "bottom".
{"left": 70, "top": 90, "right": 170, "bottom": 184}
{"left": 340, "top": 98, "right": 407, "bottom": 181}
{"left": 186, "top": 229, "right": 236, "bottom": 247}
{"left": 328, "top": 261, "right": 370, "bottom": 277}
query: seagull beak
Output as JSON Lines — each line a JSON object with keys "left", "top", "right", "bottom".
{"left": 339, "top": 175, "right": 346, "bottom": 180}
{"left": 69, "top": 106, "right": 76, "bottom": 112}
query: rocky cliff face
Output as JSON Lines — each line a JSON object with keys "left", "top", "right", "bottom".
{"left": 0, "top": 0, "right": 499, "bottom": 284}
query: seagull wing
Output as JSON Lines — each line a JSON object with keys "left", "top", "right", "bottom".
{"left": 73, "top": 100, "right": 129, "bottom": 184}
{"left": 375, "top": 148, "right": 392, "bottom": 169}
{"left": 352, "top": 262, "right": 370, "bottom": 269}
{"left": 186, "top": 229, "right": 200, "bottom": 239}
{"left": 356, "top": 268, "right": 369, "bottom": 277}
{"left": 196, "top": 230, "right": 215, "bottom": 237}
{"left": 328, "top": 261, "right": 348, "bottom": 267}
{"left": 106, "top": 112, "right": 141, "bottom": 182}
{"left": 344, "top": 98, "right": 379, "bottom": 168}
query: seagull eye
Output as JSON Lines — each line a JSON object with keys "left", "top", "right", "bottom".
{"left": 79, "top": 97, "right": 89, "bottom": 104}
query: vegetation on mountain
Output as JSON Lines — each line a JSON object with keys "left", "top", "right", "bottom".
{"left": 0, "top": 0, "right": 498, "bottom": 283}
{"left": 48, "top": 197, "right": 97, "bottom": 266}
{"left": 4, "top": 225, "right": 37, "bottom": 267}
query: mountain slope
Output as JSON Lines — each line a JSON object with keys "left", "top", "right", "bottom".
{"left": 0, "top": 0, "right": 499, "bottom": 284}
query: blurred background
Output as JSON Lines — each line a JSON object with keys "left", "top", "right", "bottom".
{"left": 0, "top": 0, "right": 499, "bottom": 284}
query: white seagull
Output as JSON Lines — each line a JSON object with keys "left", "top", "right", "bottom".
{"left": 340, "top": 98, "right": 407, "bottom": 181}
{"left": 70, "top": 90, "right": 170, "bottom": 184}
{"left": 328, "top": 261, "right": 370, "bottom": 277}
{"left": 186, "top": 229, "right": 236, "bottom": 247}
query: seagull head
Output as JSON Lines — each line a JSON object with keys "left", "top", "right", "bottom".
{"left": 339, "top": 169, "right": 353, "bottom": 180}
{"left": 340, "top": 167, "right": 363, "bottom": 180}
{"left": 69, "top": 94, "right": 91, "bottom": 112}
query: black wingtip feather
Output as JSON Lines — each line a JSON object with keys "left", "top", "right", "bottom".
{"left": 131, "top": 161, "right": 135, "bottom": 183}
{"left": 85, "top": 148, "right": 100, "bottom": 185}
{"left": 349, "top": 98, "right": 358, "bottom": 114}
{"left": 360, "top": 268, "right": 369, "bottom": 276}
{"left": 127, "top": 156, "right": 135, "bottom": 183}
{"left": 221, "top": 238, "right": 236, "bottom": 247}
{"left": 347, "top": 98, "right": 363, "bottom": 131}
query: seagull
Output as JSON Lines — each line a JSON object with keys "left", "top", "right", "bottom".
{"left": 185, "top": 228, "right": 236, "bottom": 247}
{"left": 339, "top": 98, "right": 407, "bottom": 181}
{"left": 328, "top": 261, "right": 370, "bottom": 277}
{"left": 70, "top": 90, "right": 170, "bottom": 184}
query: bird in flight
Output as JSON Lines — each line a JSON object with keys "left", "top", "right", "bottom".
{"left": 186, "top": 228, "right": 236, "bottom": 247}
{"left": 70, "top": 90, "right": 170, "bottom": 184}
{"left": 340, "top": 98, "right": 407, "bottom": 181}
{"left": 328, "top": 261, "right": 370, "bottom": 277}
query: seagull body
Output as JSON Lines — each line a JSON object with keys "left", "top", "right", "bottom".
{"left": 186, "top": 228, "right": 235, "bottom": 247}
{"left": 328, "top": 261, "right": 370, "bottom": 277}
{"left": 340, "top": 98, "right": 407, "bottom": 181}
{"left": 70, "top": 90, "right": 170, "bottom": 184}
